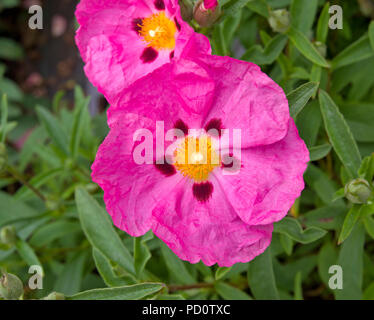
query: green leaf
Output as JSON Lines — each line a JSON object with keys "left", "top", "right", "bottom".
{"left": 93, "top": 248, "right": 132, "bottom": 287}
{"left": 54, "top": 252, "right": 87, "bottom": 295}
{"left": 338, "top": 205, "right": 363, "bottom": 244}
{"left": 0, "top": 191, "right": 42, "bottom": 227}
{"left": 215, "top": 267, "right": 232, "bottom": 280}
{"left": 364, "top": 216, "right": 374, "bottom": 239}
{"left": 67, "top": 283, "right": 164, "bottom": 300}
{"left": 316, "top": 2, "right": 330, "bottom": 43}
{"left": 363, "top": 282, "right": 374, "bottom": 300}
{"left": 134, "top": 235, "right": 151, "bottom": 277}
{"left": 0, "top": 94, "right": 8, "bottom": 143}
{"left": 242, "top": 34, "right": 288, "bottom": 65}
{"left": 75, "top": 187, "right": 135, "bottom": 276}
{"left": 69, "top": 91, "right": 90, "bottom": 159}
{"left": 160, "top": 243, "right": 195, "bottom": 285}
{"left": 332, "top": 34, "right": 374, "bottom": 70}
{"left": 287, "top": 82, "right": 319, "bottom": 118}
{"left": 215, "top": 282, "right": 252, "bottom": 300}
{"left": 248, "top": 247, "right": 279, "bottom": 299}
{"left": 279, "top": 233, "right": 293, "bottom": 255}
{"left": 30, "top": 220, "right": 81, "bottom": 247}
{"left": 0, "top": 78, "right": 23, "bottom": 102}
{"left": 309, "top": 144, "right": 332, "bottom": 161}
{"left": 36, "top": 106, "right": 70, "bottom": 157}
{"left": 335, "top": 223, "right": 365, "bottom": 300}
{"left": 222, "top": 0, "right": 251, "bottom": 17}
{"left": 290, "top": 0, "right": 318, "bottom": 34}
{"left": 15, "top": 239, "right": 43, "bottom": 275}
{"left": 369, "top": 21, "right": 374, "bottom": 51}
{"left": 0, "top": 37, "right": 24, "bottom": 60}
{"left": 246, "top": 0, "right": 269, "bottom": 18}
{"left": 293, "top": 271, "right": 303, "bottom": 300}
{"left": 287, "top": 27, "right": 329, "bottom": 68}
{"left": 318, "top": 242, "right": 338, "bottom": 286}
{"left": 319, "top": 90, "right": 362, "bottom": 178}
{"left": 274, "top": 217, "right": 327, "bottom": 244}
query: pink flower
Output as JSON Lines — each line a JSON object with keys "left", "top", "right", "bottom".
{"left": 91, "top": 55, "right": 309, "bottom": 267}
{"left": 75, "top": 0, "right": 211, "bottom": 105}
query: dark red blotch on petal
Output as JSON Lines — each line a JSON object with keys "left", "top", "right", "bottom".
{"left": 154, "top": 0, "right": 165, "bottom": 10}
{"left": 174, "top": 119, "right": 189, "bottom": 136}
{"left": 170, "top": 51, "right": 175, "bottom": 60}
{"left": 193, "top": 182, "right": 214, "bottom": 202}
{"left": 155, "top": 157, "right": 176, "bottom": 177}
{"left": 205, "top": 118, "right": 223, "bottom": 136}
{"left": 174, "top": 18, "right": 181, "bottom": 31}
{"left": 140, "top": 47, "right": 158, "bottom": 63}
{"left": 132, "top": 18, "right": 143, "bottom": 33}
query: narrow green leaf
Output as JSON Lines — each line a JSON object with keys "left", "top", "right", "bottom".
{"left": 318, "top": 242, "right": 338, "bottom": 286}
{"left": 369, "top": 21, "right": 374, "bottom": 51}
{"left": 248, "top": 248, "right": 279, "bottom": 299}
{"left": 75, "top": 187, "right": 135, "bottom": 275}
{"left": 67, "top": 283, "right": 164, "bottom": 300}
{"left": 30, "top": 220, "right": 81, "bottom": 247}
{"left": 290, "top": 0, "right": 318, "bottom": 34}
{"left": 93, "top": 248, "right": 132, "bottom": 287}
{"left": 134, "top": 236, "right": 151, "bottom": 276}
{"left": 287, "top": 82, "right": 319, "bottom": 118}
{"left": 160, "top": 243, "right": 195, "bottom": 285}
{"left": 316, "top": 2, "right": 330, "bottom": 43}
{"left": 279, "top": 233, "right": 293, "bottom": 255}
{"left": 246, "top": 0, "right": 269, "bottom": 18}
{"left": 274, "top": 217, "right": 327, "bottom": 244}
{"left": 242, "top": 34, "right": 288, "bottom": 65}
{"left": 0, "top": 94, "right": 8, "bottom": 143}
{"left": 36, "top": 106, "right": 69, "bottom": 156}
{"left": 364, "top": 216, "right": 374, "bottom": 239}
{"left": 215, "top": 267, "right": 232, "bottom": 280}
{"left": 335, "top": 223, "right": 365, "bottom": 300}
{"left": 287, "top": 27, "right": 329, "bottom": 68}
{"left": 338, "top": 205, "right": 362, "bottom": 244}
{"left": 222, "top": 0, "right": 251, "bottom": 17}
{"left": 363, "top": 282, "right": 374, "bottom": 300}
{"left": 319, "top": 90, "right": 362, "bottom": 178}
{"left": 15, "top": 239, "right": 43, "bottom": 275}
{"left": 54, "top": 252, "right": 87, "bottom": 295}
{"left": 332, "top": 34, "right": 374, "bottom": 70}
{"left": 215, "top": 282, "right": 252, "bottom": 300}
{"left": 293, "top": 271, "right": 303, "bottom": 300}
{"left": 309, "top": 143, "right": 332, "bottom": 161}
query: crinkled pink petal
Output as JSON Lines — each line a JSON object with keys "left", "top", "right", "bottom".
{"left": 75, "top": 0, "right": 211, "bottom": 105}
{"left": 216, "top": 119, "right": 309, "bottom": 226}
{"left": 151, "top": 177, "right": 273, "bottom": 267}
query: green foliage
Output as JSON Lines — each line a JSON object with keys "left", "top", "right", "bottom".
{"left": 1, "top": 0, "right": 374, "bottom": 301}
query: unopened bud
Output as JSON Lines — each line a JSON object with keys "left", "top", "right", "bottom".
{"left": 42, "top": 292, "right": 65, "bottom": 300}
{"left": 0, "top": 226, "right": 17, "bottom": 246}
{"left": 268, "top": 9, "right": 290, "bottom": 33}
{"left": 0, "top": 272, "right": 24, "bottom": 300}
{"left": 0, "top": 143, "right": 7, "bottom": 173}
{"left": 178, "top": 0, "right": 194, "bottom": 21}
{"left": 194, "top": 0, "right": 221, "bottom": 28}
{"left": 345, "top": 178, "right": 372, "bottom": 204}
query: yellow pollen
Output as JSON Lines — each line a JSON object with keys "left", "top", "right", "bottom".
{"left": 139, "top": 12, "right": 176, "bottom": 50}
{"left": 174, "top": 136, "right": 220, "bottom": 182}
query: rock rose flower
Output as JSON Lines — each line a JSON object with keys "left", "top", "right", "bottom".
{"left": 91, "top": 55, "right": 309, "bottom": 267}
{"left": 75, "top": 0, "right": 210, "bottom": 105}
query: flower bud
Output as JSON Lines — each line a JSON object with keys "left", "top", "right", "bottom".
{"left": 193, "top": 0, "right": 221, "bottom": 28}
{"left": 0, "top": 226, "right": 17, "bottom": 246}
{"left": 0, "top": 142, "right": 7, "bottom": 173}
{"left": 344, "top": 178, "right": 372, "bottom": 204}
{"left": 0, "top": 272, "right": 24, "bottom": 300}
{"left": 42, "top": 292, "right": 65, "bottom": 300}
{"left": 178, "top": 0, "right": 194, "bottom": 21}
{"left": 268, "top": 9, "right": 290, "bottom": 33}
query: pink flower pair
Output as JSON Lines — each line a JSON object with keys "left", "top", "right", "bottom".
{"left": 76, "top": 0, "right": 309, "bottom": 266}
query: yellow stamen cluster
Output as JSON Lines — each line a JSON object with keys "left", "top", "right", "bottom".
{"left": 139, "top": 12, "right": 176, "bottom": 50}
{"left": 174, "top": 136, "right": 219, "bottom": 182}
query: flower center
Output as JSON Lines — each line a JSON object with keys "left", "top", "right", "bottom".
{"left": 174, "top": 136, "right": 220, "bottom": 182}
{"left": 139, "top": 12, "right": 177, "bottom": 50}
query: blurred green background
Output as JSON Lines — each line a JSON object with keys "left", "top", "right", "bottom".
{"left": 0, "top": 0, "right": 374, "bottom": 300}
